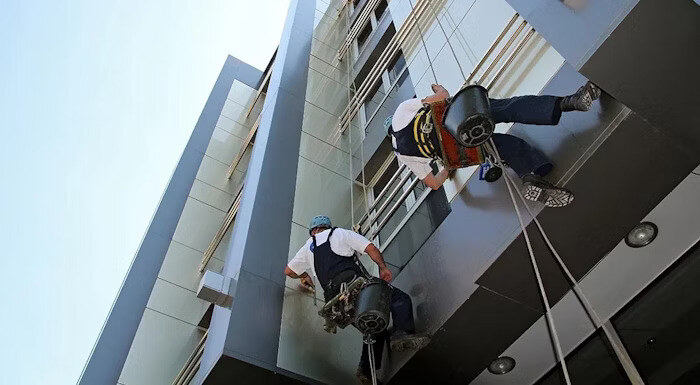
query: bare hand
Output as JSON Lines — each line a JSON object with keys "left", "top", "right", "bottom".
{"left": 379, "top": 266, "right": 393, "bottom": 282}
{"left": 300, "top": 276, "right": 315, "bottom": 290}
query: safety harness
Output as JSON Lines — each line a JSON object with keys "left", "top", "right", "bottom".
{"left": 389, "top": 104, "right": 440, "bottom": 159}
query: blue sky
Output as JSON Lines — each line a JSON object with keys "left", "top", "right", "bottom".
{"left": 0, "top": 1, "right": 289, "bottom": 383}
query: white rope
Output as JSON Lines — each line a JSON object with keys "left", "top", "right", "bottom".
{"left": 424, "top": 0, "right": 468, "bottom": 83}
{"left": 503, "top": 169, "right": 602, "bottom": 328}
{"left": 345, "top": 4, "right": 356, "bottom": 226}
{"left": 368, "top": 340, "right": 378, "bottom": 385}
{"left": 485, "top": 139, "right": 572, "bottom": 385}
{"left": 408, "top": 0, "right": 438, "bottom": 84}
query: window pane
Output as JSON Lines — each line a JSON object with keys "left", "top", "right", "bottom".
{"left": 357, "top": 22, "right": 372, "bottom": 51}
{"left": 388, "top": 52, "right": 407, "bottom": 84}
{"left": 375, "top": 0, "right": 388, "bottom": 20}
{"left": 363, "top": 82, "right": 386, "bottom": 119}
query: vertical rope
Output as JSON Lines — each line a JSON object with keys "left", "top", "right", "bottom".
{"left": 485, "top": 139, "right": 572, "bottom": 385}
{"left": 408, "top": 0, "right": 438, "bottom": 84}
{"left": 345, "top": 3, "right": 356, "bottom": 226}
{"left": 425, "top": 0, "right": 468, "bottom": 83}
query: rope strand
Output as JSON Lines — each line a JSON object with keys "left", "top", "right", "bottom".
{"left": 485, "top": 139, "right": 572, "bottom": 385}
{"left": 408, "top": 0, "right": 438, "bottom": 84}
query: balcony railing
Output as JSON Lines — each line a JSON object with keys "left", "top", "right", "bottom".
{"left": 171, "top": 330, "right": 208, "bottom": 385}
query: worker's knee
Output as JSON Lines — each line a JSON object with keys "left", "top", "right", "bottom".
{"left": 391, "top": 288, "right": 412, "bottom": 307}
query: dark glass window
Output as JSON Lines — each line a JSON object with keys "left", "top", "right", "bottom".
{"left": 357, "top": 22, "right": 372, "bottom": 51}
{"left": 388, "top": 52, "right": 407, "bottom": 84}
{"left": 375, "top": 0, "right": 388, "bottom": 20}
{"left": 364, "top": 82, "right": 385, "bottom": 118}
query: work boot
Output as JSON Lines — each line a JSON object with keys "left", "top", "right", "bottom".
{"left": 389, "top": 331, "right": 431, "bottom": 352}
{"left": 521, "top": 174, "right": 574, "bottom": 208}
{"left": 560, "top": 81, "right": 601, "bottom": 112}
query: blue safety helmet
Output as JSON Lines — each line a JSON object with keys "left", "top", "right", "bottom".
{"left": 309, "top": 215, "right": 332, "bottom": 234}
{"left": 384, "top": 115, "right": 393, "bottom": 137}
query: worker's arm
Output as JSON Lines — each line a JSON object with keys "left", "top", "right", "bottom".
{"left": 421, "top": 84, "right": 450, "bottom": 104}
{"left": 286, "top": 246, "right": 315, "bottom": 289}
{"left": 284, "top": 266, "right": 308, "bottom": 279}
{"left": 364, "top": 243, "right": 393, "bottom": 282}
{"left": 285, "top": 266, "right": 314, "bottom": 289}
{"left": 422, "top": 168, "right": 450, "bottom": 190}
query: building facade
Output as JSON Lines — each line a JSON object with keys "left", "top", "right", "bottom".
{"left": 81, "top": 0, "right": 700, "bottom": 384}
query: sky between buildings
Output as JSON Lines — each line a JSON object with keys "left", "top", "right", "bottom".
{"left": 0, "top": 0, "right": 292, "bottom": 383}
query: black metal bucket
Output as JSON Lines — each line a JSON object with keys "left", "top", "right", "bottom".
{"left": 442, "top": 85, "right": 494, "bottom": 148}
{"left": 354, "top": 280, "right": 391, "bottom": 335}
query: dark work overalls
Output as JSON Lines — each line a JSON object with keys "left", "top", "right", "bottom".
{"left": 392, "top": 95, "right": 563, "bottom": 178}
{"left": 312, "top": 228, "right": 415, "bottom": 376}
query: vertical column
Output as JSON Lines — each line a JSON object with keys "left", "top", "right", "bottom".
{"left": 220, "top": 0, "right": 315, "bottom": 370}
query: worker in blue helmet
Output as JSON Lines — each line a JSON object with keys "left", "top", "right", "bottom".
{"left": 285, "top": 215, "right": 430, "bottom": 384}
{"left": 386, "top": 82, "right": 602, "bottom": 208}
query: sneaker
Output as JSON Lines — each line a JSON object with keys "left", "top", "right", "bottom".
{"left": 521, "top": 174, "right": 574, "bottom": 208}
{"left": 389, "top": 331, "right": 431, "bottom": 352}
{"left": 560, "top": 81, "right": 601, "bottom": 112}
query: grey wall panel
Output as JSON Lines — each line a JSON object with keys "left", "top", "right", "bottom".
{"left": 502, "top": 0, "right": 638, "bottom": 69}
{"left": 579, "top": 0, "right": 700, "bottom": 152}
{"left": 477, "top": 112, "right": 699, "bottom": 313}
{"left": 79, "top": 56, "right": 261, "bottom": 385}
{"left": 224, "top": 271, "right": 286, "bottom": 367}
{"left": 390, "top": 287, "right": 542, "bottom": 384}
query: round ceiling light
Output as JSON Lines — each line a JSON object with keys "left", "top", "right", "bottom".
{"left": 625, "top": 222, "right": 658, "bottom": 248}
{"left": 488, "top": 356, "right": 516, "bottom": 375}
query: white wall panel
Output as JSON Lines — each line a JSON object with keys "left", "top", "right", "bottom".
{"left": 293, "top": 157, "right": 354, "bottom": 230}
{"left": 226, "top": 80, "right": 257, "bottom": 107}
{"left": 306, "top": 68, "right": 349, "bottom": 118}
{"left": 220, "top": 98, "right": 257, "bottom": 127}
{"left": 188, "top": 179, "right": 234, "bottom": 212}
{"left": 172, "top": 197, "right": 227, "bottom": 253}
{"left": 216, "top": 114, "right": 251, "bottom": 139}
{"left": 204, "top": 127, "right": 246, "bottom": 166}
{"left": 300, "top": 132, "right": 351, "bottom": 178}
{"left": 195, "top": 155, "right": 243, "bottom": 195}
{"left": 302, "top": 101, "right": 348, "bottom": 149}
{"left": 147, "top": 278, "right": 211, "bottom": 325}
{"left": 159, "top": 241, "right": 224, "bottom": 292}
{"left": 118, "top": 309, "right": 204, "bottom": 385}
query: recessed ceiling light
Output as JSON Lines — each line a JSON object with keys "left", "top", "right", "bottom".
{"left": 488, "top": 356, "right": 516, "bottom": 375}
{"left": 625, "top": 222, "right": 658, "bottom": 248}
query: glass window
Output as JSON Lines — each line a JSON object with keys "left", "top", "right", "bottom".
{"left": 356, "top": 22, "right": 373, "bottom": 51}
{"left": 375, "top": 0, "right": 388, "bottom": 20}
{"left": 363, "top": 82, "right": 386, "bottom": 120}
{"left": 388, "top": 52, "right": 407, "bottom": 84}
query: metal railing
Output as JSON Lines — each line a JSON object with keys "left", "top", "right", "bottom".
{"left": 352, "top": 12, "right": 537, "bottom": 249}
{"left": 199, "top": 184, "right": 244, "bottom": 272}
{"left": 337, "top": 0, "right": 432, "bottom": 134}
{"left": 171, "top": 330, "right": 208, "bottom": 385}
{"left": 337, "top": 0, "right": 383, "bottom": 61}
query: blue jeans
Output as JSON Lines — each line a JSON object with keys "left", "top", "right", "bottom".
{"left": 488, "top": 95, "right": 562, "bottom": 177}
{"left": 359, "top": 287, "right": 415, "bottom": 374}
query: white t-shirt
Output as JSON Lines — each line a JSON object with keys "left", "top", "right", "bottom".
{"left": 287, "top": 228, "right": 372, "bottom": 280}
{"left": 391, "top": 98, "right": 435, "bottom": 179}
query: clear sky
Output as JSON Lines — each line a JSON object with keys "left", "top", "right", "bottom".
{"left": 0, "top": 1, "right": 289, "bottom": 384}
